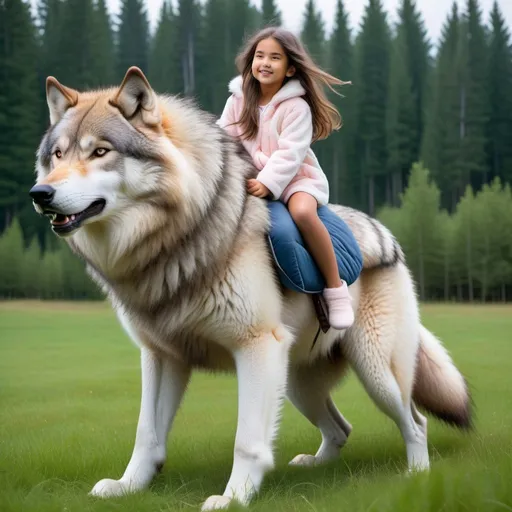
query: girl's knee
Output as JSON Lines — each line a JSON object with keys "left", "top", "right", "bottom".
{"left": 288, "top": 193, "right": 319, "bottom": 227}
{"left": 289, "top": 204, "right": 317, "bottom": 227}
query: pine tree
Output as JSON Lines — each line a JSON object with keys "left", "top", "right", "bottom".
{"left": 37, "top": 0, "right": 63, "bottom": 79}
{"left": 399, "top": 163, "right": 445, "bottom": 300}
{"left": 57, "top": 0, "right": 98, "bottom": 88}
{"left": 386, "top": 34, "right": 416, "bottom": 206}
{"left": 226, "top": 0, "right": 254, "bottom": 77}
{"left": 420, "top": 3, "right": 461, "bottom": 210}
{"left": 40, "top": 246, "right": 64, "bottom": 299}
{"left": 248, "top": 4, "right": 262, "bottom": 31}
{"left": 91, "top": 0, "right": 116, "bottom": 86}
{"left": 21, "top": 237, "right": 42, "bottom": 298}
{"left": 261, "top": 0, "right": 281, "bottom": 27}
{"left": 116, "top": 0, "right": 150, "bottom": 80}
{"left": 197, "top": 0, "right": 231, "bottom": 113}
{"left": 452, "top": 185, "right": 476, "bottom": 301}
{"left": 0, "top": 0, "right": 40, "bottom": 232}
{"left": 386, "top": 0, "right": 430, "bottom": 205}
{"left": 0, "top": 218, "right": 24, "bottom": 297}
{"left": 175, "top": 0, "right": 202, "bottom": 95}
{"left": 300, "top": 0, "right": 326, "bottom": 66}
{"left": 37, "top": 0, "right": 62, "bottom": 138}
{"left": 397, "top": 0, "right": 430, "bottom": 160}
{"left": 456, "top": 0, "right": 489, "bottom": 191}
{"left": 327, "top": 0, "right": 354, "bottom": 205}
{"left": 486, "top": 1, "right": 512, "bottom": 186}
{"left": 149, "top": 0, "right": 181, "bottom": 95}
{"left": 472, "top": 178, "right": 511, "bottom": 300}
{"left": 299, "top": 0, "right": 329, "bottom": 188}
{"left": 353, "top": 0, "right": 391, "bottom": 214}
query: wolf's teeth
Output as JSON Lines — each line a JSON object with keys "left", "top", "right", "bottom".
{"left": 71, "top": 214, "right": 76, "bottom": 221}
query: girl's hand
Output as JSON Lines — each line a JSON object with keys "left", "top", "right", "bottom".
{"left": 247, "top": 179, "right": 270, "bottom": 198}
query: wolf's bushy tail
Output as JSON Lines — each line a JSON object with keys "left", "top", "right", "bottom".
{"left": 412, "top": 325, "right": 472, "bottom": 429}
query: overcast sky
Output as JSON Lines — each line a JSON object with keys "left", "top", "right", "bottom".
{"left": 105, "top": 0, "right": 512, "bottom": 49}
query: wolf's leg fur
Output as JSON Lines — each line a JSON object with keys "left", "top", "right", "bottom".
{"left": 350, "top": 353, "right": 429, "bottom": 472}
{"left": 411, "top": 401, "right": 428, "bottom": 438}
{"left": 201, "top": 329, "right": 291, "bottom": 511}
{"left": 90, "top": 348, "right": 190, "bottom": 497}
{"left": 287, "top": 357, "right": 352, "bottom": 466}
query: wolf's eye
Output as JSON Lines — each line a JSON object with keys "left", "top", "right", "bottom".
{"left": 54, "top": 149, "right": 62, "bottom": 159}
{"left": 93, "top": 148, "right": 109, "bottom": 158}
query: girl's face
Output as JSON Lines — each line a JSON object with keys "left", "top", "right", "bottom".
{"left": 251, "top": 37, "right": 295, "bottom": 89}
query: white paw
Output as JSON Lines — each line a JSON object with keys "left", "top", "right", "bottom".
{"left": 288, "top": 454, "right": 318, "bottom": 467}
{"left": 201, "top": 495, "right": 234, "bottom": 511}
{"left": 407, "top": 462, "right": 430, "bottom": 474}
{"left": 89, "top": 478, "right": 129, "bottom": 498}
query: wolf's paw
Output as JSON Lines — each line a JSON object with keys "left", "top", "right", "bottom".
{"left": 201, "top": 495, "right": 234, "bottom": 511}
{"left": 89, "top": 478, "right": 129, "bottom": 498}
{"left": 288, "top": 454, "right": 318, "bottom": 467}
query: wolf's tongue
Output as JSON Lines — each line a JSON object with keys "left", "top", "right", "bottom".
{"left": 52, "top": 215, "right": 70, "bottom": 226}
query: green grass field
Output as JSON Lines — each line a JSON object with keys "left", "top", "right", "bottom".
{"left": 1, "top": 301, "right": 511, "bottom": 512}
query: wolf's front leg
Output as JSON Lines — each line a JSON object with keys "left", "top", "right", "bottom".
{"left": 90, "top": 347, "right": 190, "bottom": 498}
{"left": 201, "top": 328, "right": 292, "bottom": 511}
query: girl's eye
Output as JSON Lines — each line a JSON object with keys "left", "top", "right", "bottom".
{"left": 93, "top": 148, "right": 109, "bottom": 157}
{"left": 54, "top": 149, "right": 62, "bottom": 159}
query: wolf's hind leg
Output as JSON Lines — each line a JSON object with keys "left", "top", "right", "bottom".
{"left": 201, "top": 328, "right": 292, "bottom": 511}
{"left": 90, "top": 348, "right": 190, "bottom": 498}
{"left": 349, "top": 346, "right": 430, "bottom": 472}
{"left": 287, "top": 355, "right": 352, "bottom": 467}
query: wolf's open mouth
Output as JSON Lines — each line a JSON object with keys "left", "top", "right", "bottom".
{"left": 44, "top": 199, "right": 106, "bottom": 234}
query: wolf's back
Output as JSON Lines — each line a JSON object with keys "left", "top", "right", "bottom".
{"left": 328, "top": 204, "right": 404, "bottom": 270}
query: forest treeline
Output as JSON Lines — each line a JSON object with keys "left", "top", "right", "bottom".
{"left": 0, "top": 0, "right": 511, "bottom": 301}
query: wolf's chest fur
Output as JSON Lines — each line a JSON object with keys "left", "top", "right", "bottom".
{"left": 85, "top": 232, "right": 282, "bottom": 370}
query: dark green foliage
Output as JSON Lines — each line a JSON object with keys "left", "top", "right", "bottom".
{"left": 421, "top": 3, "right": 462, "bottom": 210}
{"left": 92, "top": 0, "right": 116, "bottom": 86}
{"left": 0, "top": 0, "right": 41, "bottom": 232}
{"left": 386, "top": 0, "right": 430, "bottom": 205}
{"left": 386, "top": 33, "right": 416, "bottom": 206}
{"left": 261, "top": 0, "right": 281, "bottom": 27}
{"left": 0, "top": 0, "right": 512, "bottom": 300}
{"left": 196, "top": 0, "right": 231, "bottom": 113}
{"left": 300, "top": 0, "right": 326, "bottom": 66}
{"left": 116, "top": 0, "right": 150, "bottom": 80}
{"left": 149, "top": 0, "right": 181, "bottom": 95}
{"left": 456, "top": 0, "right": 489, "bottom": 191}
{"left": 487, "top": 1, "right": 512, "bottom": 185}
{"left": 353, "top": 0, "right": 391, "bottom": 214}
{"left": 327, "top": 0, "right": 355, "bottom": 205}
{"left": 175, "top": 0, "right": 202, "bottom": 95}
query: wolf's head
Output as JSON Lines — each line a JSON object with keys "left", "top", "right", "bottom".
{"left": 30, "top": 67, "right": 204, "bottom": 238}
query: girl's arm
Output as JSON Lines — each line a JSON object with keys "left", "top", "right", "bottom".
{"left": 256, "top": 103, "right": 313, "bottom": 200}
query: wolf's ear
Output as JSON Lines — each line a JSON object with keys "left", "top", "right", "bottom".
{"left": 46, "top": 77, "right": 79, "bottom": 125}
{"left": 112, "top": 67, "right": 160, "bottom": 126}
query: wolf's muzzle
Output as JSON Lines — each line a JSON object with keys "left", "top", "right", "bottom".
{"left": 29, "top": 184, "right": 56, "bottom": 207}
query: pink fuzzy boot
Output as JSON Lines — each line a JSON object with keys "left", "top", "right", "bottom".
{"left": 323, "top": 282, "right": 354, "bottom": 330}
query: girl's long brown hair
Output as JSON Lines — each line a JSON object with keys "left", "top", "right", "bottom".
{"left": 234, "top": 27, "right": 350, "bottom": 142}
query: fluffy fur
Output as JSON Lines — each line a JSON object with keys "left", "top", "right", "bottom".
{"left": 30, "top": 68, "right": 472, "bottom": 511}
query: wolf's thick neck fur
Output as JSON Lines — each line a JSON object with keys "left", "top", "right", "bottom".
{"left": 65, "top": 95, "right": 268, "bottom": 315}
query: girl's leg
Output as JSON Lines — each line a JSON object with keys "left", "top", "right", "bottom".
{"left": 287, "top": 192, "right": 354, "bottom": 330}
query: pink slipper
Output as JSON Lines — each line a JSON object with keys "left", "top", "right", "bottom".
{"left": 323, "top": 282, "right": 354, "bottom": 330}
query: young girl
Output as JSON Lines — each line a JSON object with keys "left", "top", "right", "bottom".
{"left": 217, "top": 27, "right": 354, "bottom": 330}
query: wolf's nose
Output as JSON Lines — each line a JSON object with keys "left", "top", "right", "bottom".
{"left": 29, "top": 184, "right": 56, "bottom": 206}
